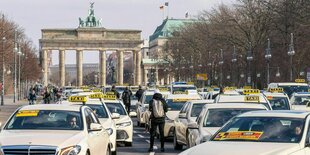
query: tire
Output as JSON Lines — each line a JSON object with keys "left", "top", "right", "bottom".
{"left": 173, "top": 131, "right": 183, "bottom": 150}
{"left": 124, "top": 142, "right": 132, "bottom": 147}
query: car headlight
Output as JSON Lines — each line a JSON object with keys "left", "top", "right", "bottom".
{"left": 106, "top": 128, "right": 113, "bottom": 135}
{"left": 60, "top": 145, "right": 81, "bottom": 155}
{"left": 116, "top": 121, "right": 131, "bottom": 128}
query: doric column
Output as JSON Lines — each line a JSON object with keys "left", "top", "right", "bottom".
{"left": 42, "top": 49, "right": 48, "bottom": 86}
{"left": 76, "top": 49, "right": 83, "bottom": 87}
{"left": 59, "top": 49, "right": 65, "bottom": 87}
{"left": 136, "top": 50, "right": 142, "bottom": 85}
{"left": 143, "top": 68, "right": 148, "bottom": 86}
{"left": 118, "top": 50, "right": 124, "bottom": 85}
{"left": 133, "top": 51, "right": 136, "bottom": 85}
{"left": 99, "top": 50, "right": 106, "bottom": 86}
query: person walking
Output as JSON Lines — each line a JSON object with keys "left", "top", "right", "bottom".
{"left": 148, "top": 90, "right": 168, "bottom": 152}
{"left": 28, "top": 89, "right": 36, "bottom": 105}
{"left": 122, "top": 87, "right": 132, "bottom": 113}
{"left": 111, "top": 85, "right": 120, "bottom": 99}
{"left": 135, "top": 85, "right": 144, "bottom": 101}
{"left": 43, "top": 87, "right": 51, "bottom": 104}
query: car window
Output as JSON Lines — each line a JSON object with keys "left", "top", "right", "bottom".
{"left": 84, "top": 109, "right": 94, "bottom": 129}
{"left": 105, "top": 102, "right": 127, "bottom": 115}
{"left": 190, "top": 103, "right": 207, "bottom": 117}
{"left": 180, "top": 102, "right": 189, "bottom": 113}
{"left": 268, "top": 97, "right": 290, "bottom": 110}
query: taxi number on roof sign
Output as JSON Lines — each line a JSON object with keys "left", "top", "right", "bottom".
{"left": 89, "top": 93, "right": 104, "bottom": 99}
{"left": 16, "top": 110, "right": 40, "bottom": 117}
{"left": 243, "top": 86, "right": 252, "bottom": 89}
{"left": 269, "top": 88, "right": 283, "bottom": 93}
{"left": 69, "top": 96, "right": 87, "bottom": 102}
{"left": 214, "top": 131, "right": 263, "bottom": 140}
{"left": 243, "top": 89, "right": 260, "bottom": 94}
{"left": 172, "top": 98, "right": 191, "bottom": 102}
{"left": 92, "top": 89, "right": 102, "bottom": 92}
{"left": 295, "top": 79, "right": 306, "bottom": 83}
{"left": 245, "top": 96, "right": 260, "bottom": 102}
{"left": 103, "top": 94, "right": 116, "bottom": 100}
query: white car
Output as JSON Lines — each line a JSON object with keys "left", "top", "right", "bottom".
{"left": 268, "top": 82, "right": 309, "bottom": 98}
{"left": 187, "top": 103, "right": 268, "bottom": 148}
{"left": 0, "top": 104, "right": 111, "bottom": 155}
{"left": 136, "top": 90, "right": 155, "bottom": 127}
{"left": 291, "top": 92, "right": 310, "bottom": 110}
{"left": 263, "top": 92, "right": 291, "bottom": 110}
{"left": 173, "top": 100, "right": 212, "bottom": 149}
{"left": 104, "top": 99, "right": 133, "bottom": 146}
{"left": 180, "top": 110, "right": 310, "bottom": 155}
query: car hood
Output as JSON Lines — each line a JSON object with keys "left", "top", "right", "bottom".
{"left": 292, "top": 105, "right": 310, "bottom": 111}
{"left": 201, "top": 127, "right": 220, "bottom": 137}
{"left": 180, "top": 141, "right": 301, "bottom": 155}
{"left": 99, "top": 118, "right": 115, "bottom": 129}
{"left": 114, "top": 115, "right": 131, "bottom": 124}
{"left": 0, "top": 130, "right": 84, "bottom": 148}
{"left": 166, "top": 111, "right": 179, "bottom": 120}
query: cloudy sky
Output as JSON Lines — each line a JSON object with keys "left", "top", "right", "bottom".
{"left": 1, "top": 0, "right": 233, "bottom": 65}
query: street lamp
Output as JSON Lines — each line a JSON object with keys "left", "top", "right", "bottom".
{"left": 231, "top": 45, "right": 237, "bottom": 86}
{"left": 218, "top": 49, "right": 224, "bottom": 87}
{"left": 1, "top": 36, "right": 6, "bottom": 106}
{"left": 265, "top": 38, "right": 272, "bottom": 85}
{"left": 276, "top": 67, "right": 280, "bottom": 77}
{"left": 13, "top": 30, "right": 18, "bottom": 102}
{"left": 287, "top": 33, "right": 295, "bottom": 81}
{"left": 246, "top": 42, "right": 253, "bottom": 86}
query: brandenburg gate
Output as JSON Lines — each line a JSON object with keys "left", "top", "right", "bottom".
{"left": 39, "top": 3, "right": 143, "bottom": 87}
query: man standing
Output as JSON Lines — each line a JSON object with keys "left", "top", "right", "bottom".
{"left": 111, "top": 85, "right": 120, "bottom": 99}
{"left": 28, "top": 90, "right": 36, "bottom": 105}
{"left": 135, "top": 85, "right": 144, "bottom": 101}
{"left": 122, "top": 87, "right": 132, "bottom": 113}
{"left": 148, "top": 90, "right": 168, "bottom": 152}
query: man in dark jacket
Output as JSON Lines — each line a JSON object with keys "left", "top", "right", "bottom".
{"left": 135, "top": 85, "right": 144, "bottom": 101}
{"left": 28, "top": 90, "right": 36, "bottom": 105}
{"left": 111, "top": 85, "right": 120, "bottom": 99}
{"left": 122, "top": 87, "right": 132, "bottom": 113}
{"left": 148, "top": 90, "right": 168, "bottom": 152}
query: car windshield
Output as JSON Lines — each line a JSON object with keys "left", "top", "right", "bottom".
{"left": 204, "top": 108, "right": 263, "bottom": 127}
{"left": 105, "top": 102, "right": 127, "bottom": 115}
{"left": 190, "top": 103, "right": 207, "bottom": 117}
{"left": 116, "top": 87, "right": 126, "bottom": 93}
{"left": 144, "top": 95, "right": 153, "bottom": 104}
{"left": 267, "top": 97, "right": 290, "bottom": 110}
{"left": 172, "top": 86, "right": 196, "bottom": 93}
{"left": 166, "top": 99, "right": 187, "bottom": 111}
{"left": 280, "top": 86, "right": 309, "bottom": 97}
{"left": 5, "top": 110, "right": 83, "bottom": 130}
{"left": 212, "top": 117, "right": 305, "bottom": 143}
{"left": 87, "top": 104, "right": 109, "bottom": 118}
{"left": 292, "top": 96, "right": 310, "bottom": 105}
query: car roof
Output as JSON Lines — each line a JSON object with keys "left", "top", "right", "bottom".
{"left": 292, "top": 92, "right": 310, "bottom": 96}
{"left": 204, "top": 103, "right": 267, "bottom": 110}
{"left": 144, "top": 91, "right": 155, "bottom": 95}
{"left": 263, "top": 92, "right": 287, "bottom": 97}
{"left": 103, "top": 100, "right": 121, "bottom": 103}
{"left": 172, "top": 84, "right": 195, "bottom": 87}
{"left": 167, "top": 94, "right": 201, "bottom": 100}
{"left": 188, "top": 100, "right": 214, "bottom": 104}
{"left": 217, "top": 94, "right": 268, "bottom": 103}
{"left": 19, "top": 104, "right": 82, "bottom": 112}
{"left": 239, "top": 110, "right": 310, "bottom": 118}
{"left": 270, "top": 82, "right": 308, "bottom": 86}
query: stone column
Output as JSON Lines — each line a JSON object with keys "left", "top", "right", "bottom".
{"left": 136, "top": 50, "right": 142, "bottom": 85}
{"left": 133, "top": 51, "right": 136, "bottom": 85}
{"left": 155, "top": 68, "right": 159, "bottom": 85}
{"left": 99, "top": 50, "right": 106, "bottom": 86}
{"left": 118, "top": 50, "right": 124, "bottom": 85}
{"left": 166, "top": 74, "right": 170, "bottom": 85}
{"left": 59, "top": 49, "right": 65, "bottom": 87}
{"left": 76, "top": 50, "right": 83, "bottom": 87}
{"left": 42, "top": 49, "right": 48, "bottom": 86}
{"left": 143, "top": 68, "right": 148, "bottom": 86}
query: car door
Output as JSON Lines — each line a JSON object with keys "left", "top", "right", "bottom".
{"left": 298, "top": 116, "right": 310, "bottom": 155}
{"left": 176, "top": 102, "right": 189, "bottom": 144}
{"left": 180, "top": 103, "right": 191, "bottom": 144}
{"left": 85, "top": 108, "right": 105, "bottom": 155}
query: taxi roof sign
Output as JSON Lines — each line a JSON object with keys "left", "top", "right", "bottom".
{"left": 224, "top": 87, "right": 237, "bottom": 91}
{"left": 269, "top": 88, "right": 284, "bottom": 93}
{"left": 295, "top": 79, "right": 306, "bottom": 83}
{"left": 243, "top": 89, "right": 260, "bottom": 95}
{"left": 69, "top": 96, "right": 87, "bottom": 102}
{"left": 92, "top": 89, "right": 102, "bottom": 92}
{"left": 243, "top": 86, "right": 252, "bottom": 89}
{"left": 103, "top": 94, "right": 117, "bottom": 100}
{"left": 172, "top": 98, "right": 192, "bottom": 102}
{"left": 244, "top": 96, "right": 260, "bottom": 102}
{"left": 89, "top": 93, "right": 104, "bottom": 99}
{"left": 173, "top": 91, "right": 187, "bottom": 94}
{"left": 105, "top": 91, "right": 115, "bottom": 95}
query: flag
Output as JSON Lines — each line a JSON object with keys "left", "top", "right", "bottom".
{"left": 159, "top": 5, "right": 164, "bottom": 10}
{"left": 185, "top": 12, "right": 189, "bottom": 18}
{"left": 165, "top": 2, "right": 169, "bottom": 6}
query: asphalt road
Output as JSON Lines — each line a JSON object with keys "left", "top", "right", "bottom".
{"left": 117, "top": 118, "right": 185, "bottom": 155}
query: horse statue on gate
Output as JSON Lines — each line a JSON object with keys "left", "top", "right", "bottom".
{"left": 78, "top": 2, "right": 102, "bottom": 28}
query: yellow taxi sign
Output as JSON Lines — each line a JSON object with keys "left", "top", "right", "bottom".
{"left": 158, "top": 88, "right": 169, "bottom": 92}
{"left": 172, "top": 98, "right": 191, "bottom": 102}
{"left": 269, "top": 88, "right": 284, "bottom": 93}
{"left": 244, "top": 96, "right": 260, "bottom": 102}
{"left": 214, "top": 131, "right": 263, "bottom": 141}
{"left": 105, "top": 91, "right": 115, "bottom": 95}
{"left": 295, "top": 79, "right": 306, "bottom": 83}
{"left": 243, "top": 86, "right": 252, "bottom": 89}
{"left": 89, "top": 93, "right": 104, "bottom": 99}
{"left": 69, "top": 96, "right": 87, "bottom": 102}
{"left": 173, "top": 91, "right": 187, "bottom": 94}
{"left": 224, "top": 87, "right": 237, "bottom": 91}
{"left": 243, "top": 89, "right": 260, "bottom": 95}
{"left": 92, "top": 89, "right": 102, "bottom": 92}
{"left": 16, "top": 110, "right": 39, "bottom": 117}
{"left": 187, "top": 82, "right": 194, "bottom": 85}
{"left": 103, "top": 94, "right": 117, "bottom": 100}
{"left": 83, "top": 89, "right": 91, "bottom": 92}
{"left": 308, "top": 89, "right": 310, "bottom": 92}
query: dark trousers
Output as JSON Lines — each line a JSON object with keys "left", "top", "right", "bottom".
{"left": 125, "top": 103, "right": 130, "bottom": 113}
{"left": 149, "top": 120, "right": 165, "bottom": 149}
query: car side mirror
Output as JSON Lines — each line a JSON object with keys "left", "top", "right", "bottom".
{"left": 111, "top": 113, "right": 120, "bottom": 119}
{"left": 89, "top": 123, "right": 103, "bottom": 132}
{"left": 129, "top": 111, "right": 137, "bottom": 117}
{"left": 188, "top": 122, "right": 199, "bottom": 130}
{"left": 179, "top": 113, "right": 186, "bottom": 119}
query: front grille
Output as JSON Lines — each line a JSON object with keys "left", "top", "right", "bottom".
{"left": 116, "top": 130, "right": 129, "bottom": 140}
{"left": 2, "top": 145, "right": 57, "bottom": 155}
